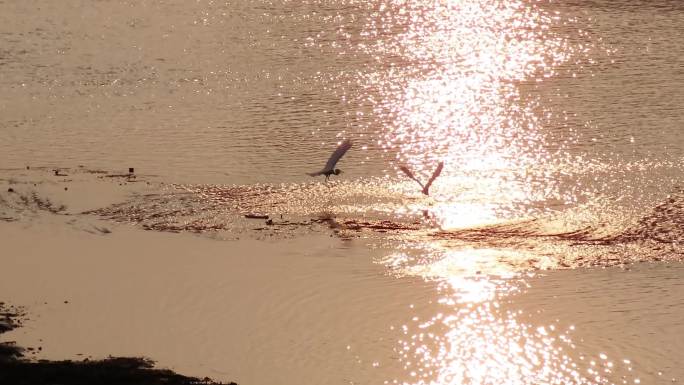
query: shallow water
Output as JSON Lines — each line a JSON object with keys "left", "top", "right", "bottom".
{"left": 1, "top": 213, "right": 682, "bottom": 384}
{"left": 1, "top": 0, "right": 683, "bottom": 384}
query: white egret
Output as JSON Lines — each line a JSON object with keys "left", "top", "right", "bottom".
{"left": 399, "top": 161, "right": 444, "bottom": 195}
{"left": 308, "top": 139, "right": 353, "bottom": 181}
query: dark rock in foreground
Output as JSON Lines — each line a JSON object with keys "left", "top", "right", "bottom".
{"left": 0, "top": 303, "right": 236, "bottom": 385}
{"left": 0, "top": 357, "right": 235, "bottom": 385}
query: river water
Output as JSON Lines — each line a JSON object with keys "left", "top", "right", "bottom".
{"left": 1, "top": 1, "right": 683, "bottom": 384}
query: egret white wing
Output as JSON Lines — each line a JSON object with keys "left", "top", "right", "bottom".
{"left": 323, "top": 139, "right": 353, "bottom": 172}
{"left": 399, "top": 165, "right": 425, "bottom": 190}
{"left": 422, "top": 161, "right": 444, "bottom": 195}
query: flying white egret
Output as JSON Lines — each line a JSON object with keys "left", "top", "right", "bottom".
{"left": 399, "top": 161, "right": 444, "bottom": 196}
{"left": 308, "top": 139, "right": 353, "bottom": 181}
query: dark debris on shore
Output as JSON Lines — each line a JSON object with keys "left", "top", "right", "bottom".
{"left": 0, "top": 303, "right": 236, "bottom": 385}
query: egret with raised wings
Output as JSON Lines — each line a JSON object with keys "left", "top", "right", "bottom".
{"left": 399, "top": 161, "right": 444, "bottom": 196}
{"left": 308, "top": 139, "right": 353, "bottom": 181}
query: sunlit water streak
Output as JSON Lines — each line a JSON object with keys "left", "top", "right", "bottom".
{"left": 378, "top": 254, "right": 644, "bottom": 385}
{"left": 344, "top": 1, "right": 678, "bottom": 383}
{"left": 352, "top": 0, "right": 611, "bottom": 231}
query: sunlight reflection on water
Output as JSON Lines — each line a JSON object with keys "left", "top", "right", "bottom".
{"left": 379, "top": 250, "right": 639, "bottom": 385}
{"left": 358, "top": 0, "right": 597, "bottom": 229}
{"left": 361, "top": 1, "right": 639, "bottom": 383}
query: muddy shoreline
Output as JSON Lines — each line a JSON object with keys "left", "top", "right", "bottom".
{"left": 0, "top": 303, "right": 236, "bottom": 385}
{"left": 2, "top": 166, "right": 682, "bottom": 271}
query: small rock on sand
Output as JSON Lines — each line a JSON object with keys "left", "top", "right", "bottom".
{"left": 245, "top": 214, "right": 269, "bottom": 219}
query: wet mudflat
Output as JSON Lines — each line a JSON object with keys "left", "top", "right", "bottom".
{"left": 4, "top": 166, "right": 682, "bottom": 270}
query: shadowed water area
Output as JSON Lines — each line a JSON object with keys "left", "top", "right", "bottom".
{"left": 1, "top": 0, "right": 683, "bottom": 384}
